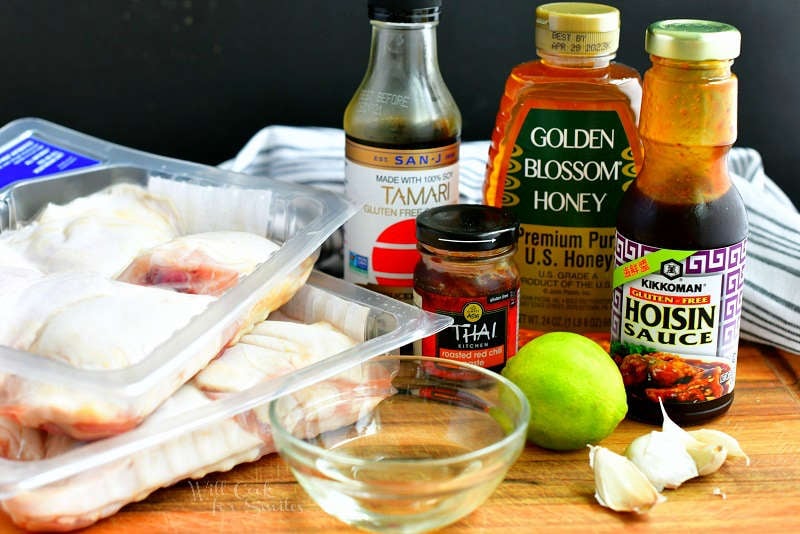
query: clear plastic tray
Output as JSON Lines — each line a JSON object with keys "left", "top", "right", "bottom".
{"left": 0, "top": 118, "right": 363, "bottom": 435}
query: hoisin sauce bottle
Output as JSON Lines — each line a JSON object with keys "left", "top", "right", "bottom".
{"left": 611, "top": 20, "right": 747, "bottom": 425}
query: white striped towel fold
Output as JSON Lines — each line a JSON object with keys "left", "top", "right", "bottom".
{"left": 224, "top": 125, "right": 800, "bottom": 355}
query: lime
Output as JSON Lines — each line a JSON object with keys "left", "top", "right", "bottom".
{"left": 501, "top": 332, "right": 627, "bottom": 451}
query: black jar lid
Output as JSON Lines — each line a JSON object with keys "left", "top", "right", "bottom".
{"left": 416, "top": 204, "right": 520, "bottom": 252}
{"left": 368, "top": 0, "right": 441, "bottom": 23}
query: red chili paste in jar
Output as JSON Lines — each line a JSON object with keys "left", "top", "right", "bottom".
{"left": 413, "top": 205, "right": 521, "bottom": 374}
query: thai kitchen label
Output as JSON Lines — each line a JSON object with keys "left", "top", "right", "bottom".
{"left": 0, "top": 135, "right": 100, "bottom": 187}
{"left": 498, "top": 105, "right": 638, "bottom": 333}
{"left": 344, "top": 139, "right": 458, "bottom": 294}
{"left": 413, "top": 288, "right": 519, "bottom": 369}
{"left": 610, "top": 233, "right": 746, "bottom": 405}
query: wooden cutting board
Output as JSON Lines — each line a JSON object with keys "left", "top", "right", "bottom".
{"left": 1, "top": 341, "right": 798, "bottom": 532}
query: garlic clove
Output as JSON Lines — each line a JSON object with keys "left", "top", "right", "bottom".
{"left": 688, "top": 428, "right": 751, "bottom": 466}
{"left": 686, "top": 441, "right": 728, "bottom": 475}
{"left": 589, "top": 445, "right": 666, "bottom": 513}
{"left": 625, "top": 430, "right": 699, "bottom": 491}
{"left": 658, "top": 399, "right": 750, "bottom": 472}
{"left": 659, "top": 399, "right": 703, "bottom": 448}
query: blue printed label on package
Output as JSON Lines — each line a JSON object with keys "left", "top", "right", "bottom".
{"left": 0, "top": 136, "right": 100, "bottom": 187}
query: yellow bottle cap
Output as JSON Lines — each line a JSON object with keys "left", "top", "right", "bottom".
{"left": 645, "top": 20, "right": 741, "bottom": 61}
{"left": 535, "top": 2, "right": 620, "bottom": 57}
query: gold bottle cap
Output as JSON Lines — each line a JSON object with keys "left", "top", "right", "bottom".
{"left": 535, "top": 2, "right": 620, "bottom": 57}
{"left": 645, "top": 20, "right": 741, "bottom": 61}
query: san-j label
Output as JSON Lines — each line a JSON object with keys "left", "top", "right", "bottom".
{"left": 344, "top": 139, "right": 459, "bottom": 289}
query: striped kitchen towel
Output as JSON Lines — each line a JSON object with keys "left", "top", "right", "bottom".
{"left": 224, "top": 125, "right": 800, "bottom": 355}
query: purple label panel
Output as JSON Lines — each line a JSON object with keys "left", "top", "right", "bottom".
{"left": 612, "top": 233, "right": 747, "bottom": 356}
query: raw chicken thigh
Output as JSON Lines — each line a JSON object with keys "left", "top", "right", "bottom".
{"left": 0, "top": 271, "right": 214, "bottom": 369}
{"left": 0, "top": 184, "right": 181, "bottom": 277}
{"left": 0, "top": 269, "right": 214, "bottom": 437}
{"left": 195, "top": 320, "right": 357, "bottom": 393}
{"left": 118, "top": 231, "right": 281, "bottom": 295}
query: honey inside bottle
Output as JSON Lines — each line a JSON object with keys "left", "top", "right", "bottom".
{"left": 484, "top": 3, "right": 643, "bottom": 347}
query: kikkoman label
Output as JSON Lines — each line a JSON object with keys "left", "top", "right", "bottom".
{"left": 344, "top": 139, "right": 459, "bottom": 292}
{"left": 498, "top": 105, "right": 638, "bottom": 333}
{"left": 610, "top": 233, "right": 746, "bottom": 405}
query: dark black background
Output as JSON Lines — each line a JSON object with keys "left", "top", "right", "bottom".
{"left": 1, "top": 1, "right": 797, "bottom": 205}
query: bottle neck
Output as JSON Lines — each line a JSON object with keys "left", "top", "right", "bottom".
{"left": 345, "top": 16, "right": 460, "bottom": 147}
{"left": 367, "top": 20, "right": 440, "bottom": 77}
{"left": 636, "top": 56, "right": 737, "bottom": 203}
{"left": 640, "top": 56, "right": 736, "bottom": 146}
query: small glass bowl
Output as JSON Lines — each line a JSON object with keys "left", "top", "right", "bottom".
{"left": 269, "top": 356, "right": 530, "bottom": 533}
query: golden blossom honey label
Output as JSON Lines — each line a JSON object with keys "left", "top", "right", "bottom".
{"left": 496, "top": 105, "right": 638, "bottom": 333}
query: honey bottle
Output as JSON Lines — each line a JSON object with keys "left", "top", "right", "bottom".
{"left": 343, "top": 0, "right": 461, "bottom": 304}
{"left": 483, "top": 3, "right": 642, "bottom": 346}
{"left": 610, "top": 20, "right": 746, "bottom": 425}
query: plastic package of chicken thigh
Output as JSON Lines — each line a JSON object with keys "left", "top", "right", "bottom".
{"left": 0, "top": 119, "right": 451, "bottom": 526}
{"left": 0, "top": 117, "right": 364, "bottom": 440}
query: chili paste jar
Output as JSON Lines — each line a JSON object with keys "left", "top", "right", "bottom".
{"left": 413, "top": 204, "right": 521, "bottom": 373}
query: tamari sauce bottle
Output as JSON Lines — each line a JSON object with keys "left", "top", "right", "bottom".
{"left": 344, "top": 0, "right": 461, "bottom": 304}
{"left": 610, "top": 20, "right": 746, "bottom": 425}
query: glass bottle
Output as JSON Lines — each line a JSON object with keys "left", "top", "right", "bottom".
{"left": 610, "top": 20, "right": 746, "bottom": 425}
{"left": 483, "top": 2, "right": 643, "bottom": 348}
{"left": 413, "top": 204, "right": 521, "bottom": 374}
{"left": 344, "top": 0, "right": 461, "bottom": 305}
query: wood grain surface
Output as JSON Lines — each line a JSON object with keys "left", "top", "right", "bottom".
{"left": 1, "top": 341, "right": 798, "bottom": 533}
